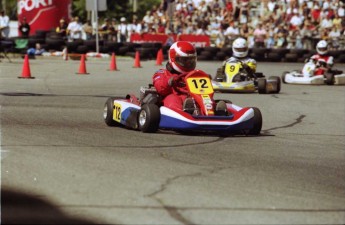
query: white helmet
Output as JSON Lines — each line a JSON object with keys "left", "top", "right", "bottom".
{"left": 316, "top": 40, "right": 328, "bottom": 55}
{"left": 232, "top": 38, "right": 248, "bottom": 58}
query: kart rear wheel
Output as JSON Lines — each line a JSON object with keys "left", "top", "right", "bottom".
{"left": 138, "top": 104, "right": 161, "bottom": 133}
{"left": 268, "top": 76, "right": 281, "bottom": 93}
{"left": 247, "top": 107, "right": 262, "bottom": 135}
{"left": 282, "top": 71, "right": 289, "bottom": 84}
{"left": 325, "top": 72, "right": 335, "bottom": 85}
{"left": 257, "top": 78, "right": 267, "bottom": 94}
{"left": 104, "top": 97, "right": 119, "bottom": 127}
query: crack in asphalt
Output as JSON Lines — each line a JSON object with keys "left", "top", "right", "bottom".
{"left": 146, "top": 172, "right": 202, "bottom": 225}
{"left": 262, "top": 115, "right": 306, "bottom": 135}
{"left": 146, "top": 166, "right": 230, "bottom": 225}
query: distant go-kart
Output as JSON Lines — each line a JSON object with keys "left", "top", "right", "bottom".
{"left": 282, "top": 60, "right": 345, "bottom": 85}
{"left": 104, "top": 69, "right": 262, "bottom": 135}
{"left": 211, "top": 60, "right": 281, "bottom": 94}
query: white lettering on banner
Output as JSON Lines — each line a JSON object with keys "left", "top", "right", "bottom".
{"left": 18, "top": 0, "right": 53, "bottom": 15}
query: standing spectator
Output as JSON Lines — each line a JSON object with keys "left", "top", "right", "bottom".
{"left": 289, "top": 9, "right": 304, "bottom": 30}
{"left": 118, "top": 17, "right": 128, "bottom": 43}
{"left": 215, "top": 26, "right": 226, "bottom": 48}
{"left": 19, "top": 17, "right": 31, "bottom": 38}
{"left": 320, "top": 13, "right": 333, "bottom": 30}
{"left": 224, "top": 20, "right": 239, "bottom": 46}
{"left": 266, "top": 27, "right": 275, "bottom": 48}
{"left": 311, "top": 4, "right": 321, "bottom": 24}
{"left": 337, "top": 2, "right": 345, "bottom": 18}
{"left": 332, "top": 13, "right": 342, "bottom": 29}
{"left": 239, "top": 0, "right": 249, "bottom": 24}
{"left": 253, "top": 23, "right": 267, "bottom": 48}
{"left": 100, "top": 18, "right": 111, "bottom": 40}
{"left": 267, "top": 0, "right": 277, "bottom": 13}
{"left": 239, "top": 23, "right": 249, "bottom": 40}
{"left": 82, "top": 20, "right": 93, "bottom": 40}
{"left": 274, "top": 24, "right": 288, "bottom": 48}
{"left": 67, "top": 17, "right": 83, "bottom": 41}
{"left": 328, "top": 26, "right": 341, "bottom": 49}
{"left": 0, "top": 10, "right": 10, "bottom": 39}
{"left": 300, "top": 21, "right": 314, "bottom": 49}
{"left": 56, "top": 18, "right": 68, "bottom": 39}
{"left": 233, "top": 0, "right": 241, "bottom": 21}
{"left": 157, "top": 20, "right": 166, "bottom": 34}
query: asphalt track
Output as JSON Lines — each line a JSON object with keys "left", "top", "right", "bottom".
{"left": 1, "top": 56, "right": 344, "bottom": 224}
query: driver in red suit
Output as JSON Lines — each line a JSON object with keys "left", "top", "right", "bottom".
{"left": 152, "top": 41, "right": 226, "bottom": 115}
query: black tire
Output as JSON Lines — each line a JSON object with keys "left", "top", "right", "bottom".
{"left": 266, "top": 53, "right": 281, "bottom": 62}
{"left": 257, "top": 78, "right": 267, "bottom": 94}
{"left": 325, "top": 73, "right": 335, "bottom": 85}
{"left": 284, "top": 53, "right": 298, "bottom": 62}
{"left": 268, "top": 76, "right": 281, "bottom": 93}
{"left": 138, "top": 104, "right": 161, "bottom": 133}
{"left": 247, "top": 107, "right": 262, "bottom": 135}
{"left": 104, "top": 97, "right": 119, "bottom": 127}
{"left": 282, "top": 71, "right": 289, "bottom": 84}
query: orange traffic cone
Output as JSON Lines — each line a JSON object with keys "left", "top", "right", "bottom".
{"left": 155, "top": 48, "right": 163, "bottom": 66}
{"left": 108, "top": 52, "right": 118, "bottom": 71}
{"left": 18, "top": 54, "right": 35, "bottom": 79}
{"left": 133, "top": 51, "right": 142, "bottom": 68}
{"left": 76, "top": 54, "right": 89, "bottom": 74}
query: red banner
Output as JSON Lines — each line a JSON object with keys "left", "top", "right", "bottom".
{"left": 130, "top": 33, "right": 210, "bottom": 47}
{"left": 17, "top": 0, "right": 71, "bottom": 35}
{"left": 178, "top": 34, "right": 210, "bottom": 47}
{"left": 130, "top": 33, "right": 174, "bottom": 44}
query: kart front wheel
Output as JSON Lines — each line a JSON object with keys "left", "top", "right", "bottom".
{"left": 268, "top": 76, "right": 281, "bottom": 93}
{"left": 247, "top": 107, "right": 262, "bottom": 135}
{"left": 257, "top": 78, "right": 267, "bottom": 94}
{"left": 138, "top": 104, "right": 161, "bottom": 133}
{"left": 325, "top": 73, "right": 334, "bottom": 85}
{"left": 104, "top": 97, "right": 119, "bottom": 127}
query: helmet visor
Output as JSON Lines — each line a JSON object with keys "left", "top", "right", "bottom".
{"left": 318, "top": 47, "right": 327, "bottom": 52}
{"left": 175, "top": 55, "right": 196, "bottom": 70}
{"left": 234, "top": 47, "right": 248, "bottom": 53}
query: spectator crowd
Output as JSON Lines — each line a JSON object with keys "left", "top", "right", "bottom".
{"left": 4, "top": 0, "right": 345, "bottom": 51}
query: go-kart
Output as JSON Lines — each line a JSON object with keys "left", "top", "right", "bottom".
{"left": 103, "top": 69, "right": 262, "bottom": 135}
{"left": 211, "top": 60, "right": 281, "bottom": 94}
{"left": 282, "top": 60, "right": 345, "bottom": 85}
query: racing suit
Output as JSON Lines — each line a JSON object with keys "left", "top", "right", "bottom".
{"left": 215, "top": 56, "right": 257, "bottom": 82}
{"left": 309, "top": 54, "right": 334, "bottom": 76}
{"left": 152, "top": 63, "right": 187, "bottom": 111}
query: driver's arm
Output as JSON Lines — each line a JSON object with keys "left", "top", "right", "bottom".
{"left": 152, "top": 70, "right": 173, "bottom": 97}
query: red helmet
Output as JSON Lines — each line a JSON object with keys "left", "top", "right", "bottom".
{"left": 168, "top": 41, "right": 197, "bottom": 73}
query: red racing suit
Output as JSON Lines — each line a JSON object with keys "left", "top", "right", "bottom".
{"left": 152, "top": 68, "right": 187, "bottom": 112}
{"left": 310, "top": 54, "right": 334, "bottom": 75}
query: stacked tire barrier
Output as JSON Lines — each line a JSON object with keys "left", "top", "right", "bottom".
{"left": 3, "top": 32, "right": 345, "bottom": 63}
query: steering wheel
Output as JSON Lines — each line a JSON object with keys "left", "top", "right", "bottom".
{"left": 172, "top": 73, "right": 189, "bottom": 94}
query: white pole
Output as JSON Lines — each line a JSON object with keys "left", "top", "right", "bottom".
{"left": 95, "top": 0, "right": 99, "bottom": 53}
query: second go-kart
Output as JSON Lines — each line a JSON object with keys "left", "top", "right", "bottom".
{"left": 211, "top": 61, "right": 281, "bottom": 94}
{"left": 282, "top": 60, "right": 345, "bottom": 85}
{"left": 104, "top": 69, "right": 262, "bottom": 135}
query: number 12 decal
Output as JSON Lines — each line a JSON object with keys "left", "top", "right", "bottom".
{"left": 113, "top": 102, "right": 121, "bottom": 122}
{"left": 187, "top": 77, "right": 213, "bottom": 94}
{"left": 191, "top": 79, "right": 208, "bottom": 89}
